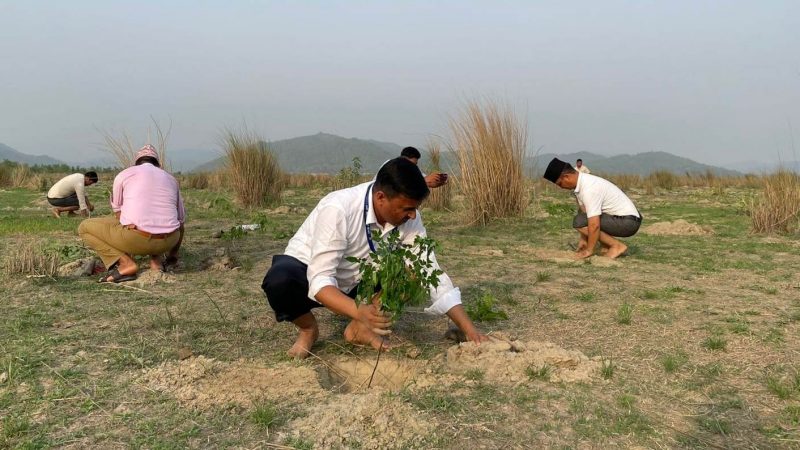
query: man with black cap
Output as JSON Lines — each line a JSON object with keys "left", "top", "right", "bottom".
{"left": 543, "top": 158, "right": 641, "bottom": 259}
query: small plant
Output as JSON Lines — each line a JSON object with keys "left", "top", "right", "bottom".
{"left": 577, "top": 292, "right": 595, "bottom": 303}
{"left": 703, "top": 336, "right": 727, "bottom": 351}
{"left": 525, "top": 364, "right": 551, "bottom": 381}
{"left": 221, "top": 226, "right": 247, "bottom": 240}
{"left": 661, "top": 351, "right": 688, "bottom": 373}
{"left": 251, "top": 403, "right": 283, "bottom": 430}
{"left": 347, "top": 231, "right": 442, "bottom": 321}
{"left": 465, "top": 293, "right": 508, "bottom": 322}
{"left": 464, "top": 369, "right": 485, "bottom": 381}
{"left": 536, "top": 271, "right": 551, "bottom": 283}
{"left": 601, "top": 358, "right": 615, "bottom": 379}
{"left": 616, "top": 302, "right": 633, "bottom": 325}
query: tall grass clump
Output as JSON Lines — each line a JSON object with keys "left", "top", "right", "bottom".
{"left": 100, "top": 118, "right": 171, "bottom": 171}
{"left": 424, "top": 139, "right": 452, "bottom": 211}
{"left": 748, "top": 170, "right": 800, "bottom": 234}
{"left": 449, "top": 99, "right": 528, "bottom": 225}
{"left": 332, "top": 157, "right": 364, "bottom": 191}
{"left": 221, "top": 128, "right": 283, "bottom": 207}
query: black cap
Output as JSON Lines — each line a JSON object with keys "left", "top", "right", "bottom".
{"left": 543, "top": 157, "right": 570, "bottom": 183}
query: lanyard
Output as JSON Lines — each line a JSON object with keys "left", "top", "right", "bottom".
{"left": 364, "top": 183, "right": 377, "bottom": 252}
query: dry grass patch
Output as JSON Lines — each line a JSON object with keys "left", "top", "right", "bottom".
{"left": 748, "top": 170, "right": 800, "bottom": 234}
{"left": 2, "top": 239, "right": 60, "bottom": 276}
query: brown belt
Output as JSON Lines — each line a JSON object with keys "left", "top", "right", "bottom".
{"left": 123, "top": 224, "right": 172, "bottom": 239}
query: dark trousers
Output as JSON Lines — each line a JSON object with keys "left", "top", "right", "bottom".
{"left": 573, "top": 212, "right": 642, "bottom": 238}
{"left": 262, "top": 255, "right": 357, "bottom": 323}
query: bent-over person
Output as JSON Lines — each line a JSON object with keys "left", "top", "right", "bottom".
{"left": 78, "top": 145, "right": 185, "bottom": 283}
{"left": 262, "top": 157, "right": 487, "bottom": 359}
{"left": 47, "top": 171, "right": 98, "bottom": 218}
{"left": 543, "top": 158, "right": 641, "bottom": 259}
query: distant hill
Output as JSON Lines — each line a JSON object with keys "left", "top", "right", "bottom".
{"left": 531, "top": 151, "right": 740, "bottom": 176}
{"left": 194, "top": 132, "right": 402, "bottom": 173}
{"left": 0, "top": 143, "right": 65, "bottom": 166}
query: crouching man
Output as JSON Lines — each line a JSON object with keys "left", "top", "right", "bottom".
{"left": 262, "top": 157, "right": 487, "bottom": 358}
{"left": 79, "top": 145, "right": 185, "bottom": 282}
{"left": 543, "top": 158, "right": 642, "bottom": 259}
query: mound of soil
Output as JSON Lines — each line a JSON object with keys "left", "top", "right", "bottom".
{"left": 282, "top": 391, "right": 433, "bottom": 450}
{"left": 446, "top": 335, "right": 601, "bottom": 383}
{"left": 130, "top": 269, "right": 176, "bottom": 287}
{"left": 642, "top": 219, "right": 713, "bottom": 236}
{"left": 140, "top": 356, "right": 325, "bottom": 409}
{"left": 203, "top": 248, "right": 237, "bottom": 271}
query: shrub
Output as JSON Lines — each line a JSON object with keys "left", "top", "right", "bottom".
{"left": 449, "top": 99, "right": 528, "bottom": 225}
{"left": 424, "top": 139, "right": 453, "bottom": 211}
{"left": 221, "top": 128, "right": 284, "bottom": 208}
{"left": 332, "top": 157, "right": 363, "bottom": 191}
{"left": 748, "top": 170, "right": 800, "bottom": 234}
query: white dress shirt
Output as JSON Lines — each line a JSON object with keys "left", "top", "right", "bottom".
{"left": 284, "top": 181, "right": 461, "bottom": 316}
{"left": 574, "top": 173, "right": 639, "bottom": 218}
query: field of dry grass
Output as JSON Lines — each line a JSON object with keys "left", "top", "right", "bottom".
{"left": 1, "top": 181, "right": 799, "bottom": 448}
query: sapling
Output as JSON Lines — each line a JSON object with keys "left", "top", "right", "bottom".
{"left": 346, "top": 230, "right": 442, "bottom": 387}
{"left": 346, "top": 230, "right": 442, "bottom": 321}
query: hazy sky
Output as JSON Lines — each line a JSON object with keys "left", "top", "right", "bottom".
{"left": 1, "top": 1, "right": 798, "bottom": 165}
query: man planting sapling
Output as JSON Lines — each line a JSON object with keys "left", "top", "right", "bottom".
{"left": 262, "top": 157, "right": 487, "bottom": 358}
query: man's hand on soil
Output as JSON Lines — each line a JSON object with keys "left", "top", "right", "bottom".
{"left": 466, "top": 331, "right": 489, "bottom": 344}
{"left": 575, "top": 249, "right": 593, "bottom": 259}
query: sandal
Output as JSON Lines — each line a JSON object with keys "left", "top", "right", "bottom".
{"left": 98, "top": 268, "right": 137, "bottom": 283}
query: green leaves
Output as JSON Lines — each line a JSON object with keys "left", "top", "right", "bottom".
{"left": 349, "top": 231, "right": 442, "bottom": 320}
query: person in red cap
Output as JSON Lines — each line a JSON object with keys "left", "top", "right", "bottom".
{"left": 79, "top": 145, "right": 186, "bottom": 282}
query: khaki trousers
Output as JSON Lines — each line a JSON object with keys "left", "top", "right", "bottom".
{"left": 78, "top": 216, "right": 180, "bottom": 269}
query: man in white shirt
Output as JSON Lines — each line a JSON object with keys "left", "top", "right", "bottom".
{"left": 575, "top": 159, "right": 591, "bottom": 174}
{"left": 262, "top": 157, "right": 487, "bottom": 358}
{"left": 543, "top": 158, "right": 641, "bottom": 259}
{"left": 47, "top": 171, "right": 98, "bottom": 218}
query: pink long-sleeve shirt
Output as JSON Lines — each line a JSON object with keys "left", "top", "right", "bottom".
{"left": 111, "top": 163, "right": 186, "bottom": 234}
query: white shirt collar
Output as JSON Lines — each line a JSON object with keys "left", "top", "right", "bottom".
{"left": 574, "top": 172, "right": 584, "bottom": 194}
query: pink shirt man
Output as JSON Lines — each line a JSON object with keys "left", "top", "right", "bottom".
{"left": 111, "top": 162, "right": 186, "bottom": 234}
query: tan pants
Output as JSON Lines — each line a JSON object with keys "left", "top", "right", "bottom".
{"left": 78, "top": 216, "right": 180, "bottom": 269}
